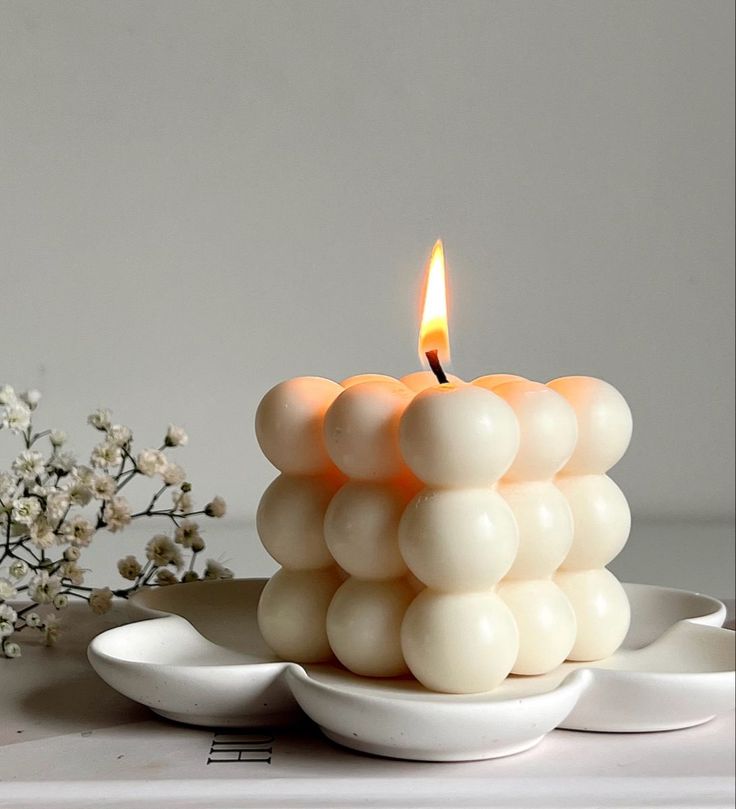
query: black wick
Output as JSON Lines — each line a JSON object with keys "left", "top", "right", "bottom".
{"left": 425, "top": 350, "right": 449, "bottom": 385}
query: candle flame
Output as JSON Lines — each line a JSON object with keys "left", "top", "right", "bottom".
{"left": 418, "top": 240, "right": 450, "bottom": 367}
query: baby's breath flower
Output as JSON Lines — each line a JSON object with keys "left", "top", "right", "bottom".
{"left": 91, "top": 473, "right": 116, "bottom": 501}
{"left": 49, "top": 430, "right": 67, "bottom": 447}
{"left": 155, "top": 569, "right": 177, "bottom": 586}
{"left": 0, "top": 604, "right": 17, "bottom": 637}
{"left": 205, "top": 496, "right": 226, "bottom": 518}
{"left": 190, "top": 534, "right": 205, "bottom": 553}
{"left": 104, "top": 496, "right": 132, "bottom": 533}
{"left": 11, "top": 497, "right": 41, "bottom": 526}
{"left": 1, "top": 402, "right": 31, "bottom": 433}
{"left": 43, "top": 615, "right": 60, "bottom": 645}
{"left": 59, "top": 561, "right": 85, "bottom": 586}
{"left": 30, "top": 572, "right": 62, "bottom": 604}
{"left": 107, "top": 424, "right": 132, "bottom": 447}
{"left": 8, "top": 559, "right": 28, "bottom": 579}
{"left": 45, "top": 491, "right": 71, "bottom": 522}
{"left": 174, "top": 520, "right": 201, "bottom": 549}
{"left": 12, "top": 450, "right": 45, "bottom": 482}
{"left": 49, "top": 451, "right": 76, "bottom": 474}
{"left": 172, "top": 489, "right": 193, "bottom": 513}
{"left": 29, "top": 518, "right": 55, "bottom": 549}
{"left": 53, "top": 593, "right": 69, "bottom": 610}
{"left": 0, "top": 471, "right": 17, "bottom": 502}
{"left": 25, "top": 612, "right": 42, "bottom": 628}
{"left": 117, "top": 555, "right": 142, "bottom": 581}
{"left": 204, "top": 559, "right": 234, "bottom": 580}
{"left": 88, "top": 408, "right": 112, "bottom": 431}
{"left": 162, "top": 463, "right": 186, "bottom": 487}
{"left": 146, "top": 534, "right": 182, "bottom": 567}
{"left": 3, "top": 642, "right": 21, "bottom": 658}
{"left": 89, "top": 587, "right": 113, "bottom": 615}
{"left": 90, "top": 440, "right": 122, "bottom": 469}
{"left": 136, "top": 449, "right": 167, "bottom": 477}
{"left": 62, "top": 516, "right": 94, "bottom": 547}
{"left": 181, "top": 571, "right": 199, "bottom": 583}
{"left": 63, "top": 546, "right": 81, "bottom": 562}
{"left": 164, "top": 425, "right": 188, "bottom": 447}
{"left": 0, "top": 385, "right": 17, "bottom": 406}
{"left": 20, "top": 389, "right": 42, "bottom": 409}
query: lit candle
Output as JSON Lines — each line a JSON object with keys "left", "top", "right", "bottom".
{"left": 254, "top": 240, "right": 633, "bottom": 692}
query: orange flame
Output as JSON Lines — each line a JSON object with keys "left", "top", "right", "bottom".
{"left": 418, "top": 239, "right": 450, "bottom": 367}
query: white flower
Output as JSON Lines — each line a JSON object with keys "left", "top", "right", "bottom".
{"left": 49, "top": 451, "right": 76, "bottom": 474}
{"left": 91, "top": 473, "right": 116, "bottom": 501}
{"left": 0, "top": 578, "right": 17, "bottom": 599}
{"left": 60, "top": 561, "right": 85, "bottom": 586}
{"left": 107, "top": 424, "right": 132, "bottom": 447}
{"left": 8, "top": 559, "right": 28, "bottom": 579}
{"left": 204, "top": 559, "right": 234, "bottom": 580}
{"left": 0, "top": 472, "right": 17, "bottom": 502}
{"left": 162, "top": 462, "right": 186, "bottom": 486}
{"left": 90, "top": 441, "right": 122, "bottom": 469}
{"left": 43, "top": 615, "right": 60, "bottom": 645}
{"left": 117, "top": 555, "right": 142, "bottom": 581}
{"left": 155, "top": 569, "right": 177, "bottom": 586}
{"left": 172, "top": 489, "right": 193, "bottom": 513}
{"left": 29, "top": 518, "right": 55, "bottom": 549}
{"left": 25, "top": 611, "right": 42, "bottom": 628}
{"left": 63, "top": 546, "right": 81, "bottom": 562}
{"left": 104, "top": 496, "right": 131, "bottom": 533}
{"left": 0, "top": 604, "right": 17, "bottom": 637}
{"left": 20, "top": 389, "right": 42, "bottom": 409}
{"left": 136, "top": 449, "right": 167, "bottom": 477}
{"left": 3, "top": 642, "right": 21, "bottom": 658}
{"left": 62, "top": 516, "right": 94, "bottom": 547}
{"left": 49, "top": 430, "right": 67, "bottom": 447}
{"left": 12, "top": 450, "right": 45, "bottom": 482}
{"left": 1, "top": 402, "right": 31, "bottom": 433}
{"left": 11, "top": 497, "right": 42, "bottom": 526}
{"left": 30, "top": 572, "right": 62, "bottom": 604}
{"left": 174, "top": 519, "right": 201, "bottom": 549}
{"left": 145, "top": 534, "right": 182, "bottom": 567}
{"left": 53, "top": 593, "right": 69, "bottom": 610}
{"left": 205, "top": 496, "right": 227, "bottom": 518}
{"left": 62, "top": 479, "right": 93, "bottom": 508}
{"left": 89, "top": 587, "right": 113, "bottom": 615}
{"left": 165, "top": 425, "right": 188, "bottom": 447}
{"left": 0, "top": 385, "right": 18, "bottom": 406}
{"left": 87, "top": 408, "right": 112, "bottom": 431}
{"left": 45, "top": 491, "right": 71, "bottom": 522}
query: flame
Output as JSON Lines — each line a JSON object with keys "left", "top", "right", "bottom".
{"left": 418, "top": 239, "right": 450, "bottom": 366}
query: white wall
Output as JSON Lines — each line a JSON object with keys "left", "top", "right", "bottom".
{"left": 1, "top": 0, "right": 734, "bottom": 528}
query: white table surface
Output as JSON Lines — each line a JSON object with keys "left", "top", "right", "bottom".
{"left": 1, "top": 516, "right": 734, "bottom": 808}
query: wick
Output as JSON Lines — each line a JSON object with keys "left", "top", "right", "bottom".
{"left": 425, "top": 350, "right": 449, "bottom": 385}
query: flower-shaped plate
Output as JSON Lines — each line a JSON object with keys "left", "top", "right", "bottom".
{"left": 88, "top": 579, "right": 735, "bottom": 761}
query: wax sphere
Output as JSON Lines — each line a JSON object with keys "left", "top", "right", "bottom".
{"left": 341, "top": 373, "right": 398, "bottom": 388}
{"left": 399, "top": 488, "right": 518, "bottom": 591}
{"left": 324, "top": 481, "right": 411, "bottom": 579}
{"left": 499, "top": 481, "right": 574, "bottom": 579}
{"left": 326, "top": 577, "right": 415, "bottom": 677}
{"left": 498, "top": 580, "right": 577, "bottom": 675}
{"left": 256, "top": 377, "right": 342, "bottom": 475}
{"left": 257, "top": 474, "right": 342, "bottom": 570}
{"left": 257, "top": 567, "right": 343, "bottom": 663}
{"left": 492, "top": 381, "right": 578, "bottom": 481}
{"left": 555, "top": 568, "right": 631, "bottom": 661}
{"left": 547, "top": 377, "right": 632, "bottom": 475}
{"left": 557, "top": 475, "right": 631, "bottom": 570}
{"left": 401, "top": 371, "right": 463, "bottom": 392}
{"left": 472, "top": 374, "right": 527, "bottom": 390}
{"left": 401, "top": 590, "right": 519, "bottom": 693}
{"left": 324, "top": 380, "right": 413, "bottom": 480}
{"left": 399, "top": 384, "right": 520, "bottom": 488}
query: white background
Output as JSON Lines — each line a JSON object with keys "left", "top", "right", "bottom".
{"left": 1, "top": 1, "right": 733, "bottom": 587}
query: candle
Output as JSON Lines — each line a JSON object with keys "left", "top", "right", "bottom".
{"left": 254, "top": 241, "right": 633, "bottom": 692}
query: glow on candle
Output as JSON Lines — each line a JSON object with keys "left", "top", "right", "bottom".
{"left": 418, "top": 240, "right": 451, "bottom": 368}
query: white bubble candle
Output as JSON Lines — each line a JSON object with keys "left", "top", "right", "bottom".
{"left": 254, "top": 240, "right": 633, "bottom": 693}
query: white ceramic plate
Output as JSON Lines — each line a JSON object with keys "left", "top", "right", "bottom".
{"left": 88, "top": 579, "right": 735, "bottom": 761}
